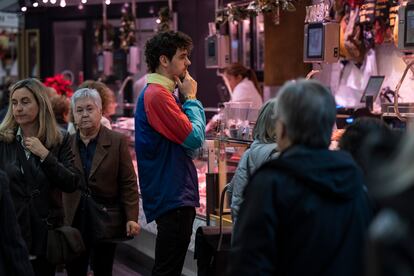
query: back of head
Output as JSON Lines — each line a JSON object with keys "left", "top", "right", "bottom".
{"left": 339, "top": 117, "right": 393, "bottom": 173}
{"left": 276, "top": 79, "right": 336, "bottom": 148}
{"left": 145, "top": 31, "right": 193, "bottom": 73}
{"left": 224, "top": 63, "right": 262, "bottom": 97}
{"left": 371, "top": 130, "right": 414, "bottom": 198}
{"left": 253, "top": 98, "right": 278, "bottom": 143}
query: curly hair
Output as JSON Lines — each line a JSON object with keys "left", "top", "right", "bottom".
{"left": 145, "top": 31, "right": 193, "bottom": 73}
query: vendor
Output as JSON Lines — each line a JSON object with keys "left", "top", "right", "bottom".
{"left": 206, "top": 63, "right": 263, "bottom": 133}
{"left": 222, "top": 63, "right": 263, "bottom": 109}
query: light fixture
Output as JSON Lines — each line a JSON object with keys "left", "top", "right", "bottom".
{"left": 50, "top": 0, "right": 56, "bottom": 4}
{"left": 78, "top": 3, "right": 83, "bottom": 9}
{"left": 81, "top": 0, "right": 87, "bottom": 3}
{"left": 21, "top": 6, "right": 27, "bottom": 12}
{"left": 156, "top": 18, "right": 161, "bottom": 24}
{"left": 33, "top": 1, "right": 39, "bottom": 7}
{"left": 105, "top": 0, "right": 110, "bottom": 5}
{"left": 42, "top": 0, "right": 48, "bottom": 2}
{"left": 60, "top": 0, "right": 66, "bottom": 7}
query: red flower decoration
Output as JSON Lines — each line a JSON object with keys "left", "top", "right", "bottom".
{"left": 43, "top": 74, "right": 73, "bottom": 98}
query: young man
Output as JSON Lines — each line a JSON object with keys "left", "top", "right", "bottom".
{"left": 134, "top": 31, "right": 206, "bottom": 276}
{"left": 228, "top": 79, "right": 373, "bottom": 276}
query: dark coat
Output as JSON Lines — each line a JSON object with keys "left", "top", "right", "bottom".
{"left": 0, "top": 130, "right": 79, "bottom": 256}
{"left": 229, "top": 145, "right": 373, "bottom": 276}
{"left": 63, "top": 126, "right": 139, "bottom": 227}
{"left": 0, "top": 170, "right": 34, "bottom": 276}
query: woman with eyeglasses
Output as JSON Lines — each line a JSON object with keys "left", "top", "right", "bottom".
{"left": 0, "top": 78, "right": 80, "bottom": 276}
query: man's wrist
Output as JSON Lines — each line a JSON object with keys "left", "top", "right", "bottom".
{"left": 184, "top": 94, "right": 197, "bottom": 101}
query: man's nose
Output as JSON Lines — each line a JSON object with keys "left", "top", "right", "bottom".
{"left": 186, "top": 57, "right": 191, "bottom": 66}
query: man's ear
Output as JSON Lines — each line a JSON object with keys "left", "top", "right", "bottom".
{"left": 159, "top": 55, "right": 169, "bottom": 67}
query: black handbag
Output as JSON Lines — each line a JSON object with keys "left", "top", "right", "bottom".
{"left": 46, "top": 226, "right": 86, "bottom": 265}
{"left": 195, "top": 186, "right": 232, "bottom": 276}
{"left": 79, "top": 191, "right": 132, "bottom": 243}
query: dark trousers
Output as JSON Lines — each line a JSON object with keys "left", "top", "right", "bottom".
{"left": 31, "top": 256, "right": 55, "bottom": 276}
{"left": 66, "top": 242, "right": 117, "bottom": 276}
{"left": 152, "top": 206, "right": 196, "bottom": 276}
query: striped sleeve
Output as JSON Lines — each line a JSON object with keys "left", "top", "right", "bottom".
{"left": 144, "top": 85, "right": 206, "bottom": 149}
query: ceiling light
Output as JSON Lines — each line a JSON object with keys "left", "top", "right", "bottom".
{"left": 42, "top": 0, "right": 48, "bottom": 2}
{"left": 33, "top": 2, "right": 39, "bottom": 7}
{"left": 50, "top": 0, "right": 56, "bottom": 4}
{"left": 81, "top": 0, "right": 87, "bottom": 3}
{"left": 21, "top": 6, "right": 27, "bottom": 12}
{"left": 60, "top": 0, "right": 66, "bottom": 7}
{"left": 105, "top": 0, "right": 110, "bottom": 5}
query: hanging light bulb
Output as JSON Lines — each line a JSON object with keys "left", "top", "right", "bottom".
{"left": 50, "top": 0, "right": 56, "bottom": 4}
{"left": 60, "top": 0, "right": 66, "bottom": 7}
{"left": 78, "top": 3, "right": 83, "bottom": 9}
{"left": 42, "top": 0, "right": 48, "bottom": 3}
{"left": 21, "top": 6, "right": 27, "bottom": 12}
{"left": 105, "top": 0, "right": 111, "bottom": 5}
{"left": 33, "top": 1, "right": 39, "bottom": 7}
{"left": 81, "top": 0, "right": 87, "bottom": 3}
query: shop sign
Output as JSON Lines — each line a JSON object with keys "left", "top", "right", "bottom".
{"left": 0, "top": 12, "right": 19, "bottom": 28}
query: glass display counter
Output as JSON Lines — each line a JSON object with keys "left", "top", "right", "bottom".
{"left": 112, "top": 117, "right": 252, "bottom": 223}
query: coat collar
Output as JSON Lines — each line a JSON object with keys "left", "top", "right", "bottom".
{"left": 73, "top": 126, "right": 112, "bottom": 179}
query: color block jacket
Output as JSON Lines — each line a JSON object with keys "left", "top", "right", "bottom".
{"left": 134, "top": 73, "right": 206, "bottom": 223}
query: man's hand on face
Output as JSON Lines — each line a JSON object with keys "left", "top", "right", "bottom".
{"left": 175, "top": 72, "right": 197, "bottom": 98}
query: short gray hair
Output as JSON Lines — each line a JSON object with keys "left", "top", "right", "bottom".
{"left": 71, "top": 88, "right": 102, "bottom": 111}
{"left": 275, "top": 79, "right": 336, "bottom": 148}
{"left": 253, "top": 98, "right": 278, "bottom": 143}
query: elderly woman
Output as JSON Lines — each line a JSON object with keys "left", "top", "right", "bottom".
{"left": 227, "top": 98, "right": 279, "bottom": 227}
{"left": 64, "top": 88, "right": 140, "bottom": 276}
{"left": 0, "top": 78, "right": 80, "bottom": 276}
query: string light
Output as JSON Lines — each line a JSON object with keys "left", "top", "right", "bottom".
{"left": 78, "top": 3, "right": 83, "bottom": 9}
{"left": 60, "top": 0, "right": 66, "bottom": 7}
{"left": 81, "top": 0, "right": 87, "bottom": 3}
{"left": 21, "top": 6, "right": 27, "bottom": 12}
{"left": 105, "top": 0, "right": 111, "bottom": 5}
{"left": 50, "top": 0, "right": 56, "bottom": 4}
{"left": 42, "top": 0, "right": 48, "bottom": 3}
{"left": 33, "top": 2, "right": 39, "bottom": 7}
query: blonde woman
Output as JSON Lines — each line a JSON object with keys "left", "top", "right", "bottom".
{"left": 0, "top": 78, "right": 80, "bottom": 276}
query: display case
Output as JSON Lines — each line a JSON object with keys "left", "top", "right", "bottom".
{"left": 112, "top": 117, "right": 251, "bottom": 225}
{"left": 202, "top": 138, "right": 251, "bottom": 225}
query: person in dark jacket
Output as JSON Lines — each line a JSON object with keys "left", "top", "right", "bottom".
{"left": 64, "top": 88, "right": 140, "bottom": 276}
{"left": 228, "top": 79, "right": 373, "bottom": 276}
{"left": 0, "top": 78, "right": 80, "bottom": 276}
{"left": 364, "top": 131, "right": 414, "bottom": 276}
{"left": 0, "top": 170, "right": 34, "bottom": 276}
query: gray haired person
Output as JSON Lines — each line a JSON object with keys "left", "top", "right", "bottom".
{"left": 227, "top": 98, "right": 279, "bottom": 227}
{"left": 228, "top": 79, "right": 373, "bottom": 276}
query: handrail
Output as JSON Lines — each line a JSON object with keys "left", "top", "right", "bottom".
{"left": 306, "top": 69, "right": 321, "bottom": 79}
{"left": 118, "top": 75, "right": 134, "bottom": 98}
{"left": 393, "top": 60, "right": 414, "bottom": 121}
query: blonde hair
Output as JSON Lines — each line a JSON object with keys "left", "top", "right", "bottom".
{"left": 0, "top": 78, "right": 62, "bottom": 148}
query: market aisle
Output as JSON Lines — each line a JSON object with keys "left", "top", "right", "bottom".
{"left": 55, "top": 243, "right": 151, "bottom": 276}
